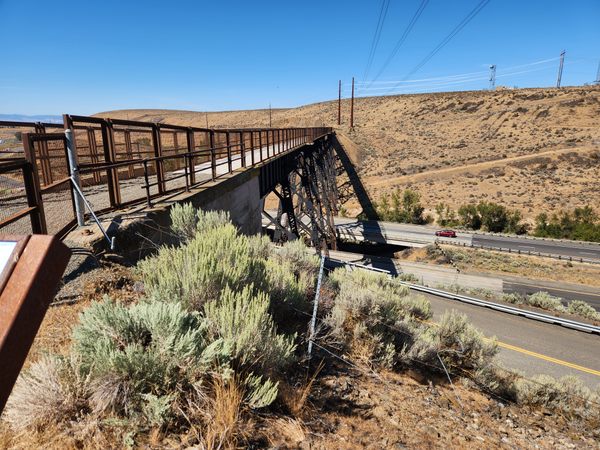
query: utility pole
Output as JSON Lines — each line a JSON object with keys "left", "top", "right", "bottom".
{"left": 594, "top": 60, "right": 600, "bottom": 85}
{"left": 269, "top": 103, "right": 272, "bottom": 127}
{"left": 350, "top": 77, "right": 355, "bottom": 129}
{"left": 556, "top": 50, "right": 565, "bottom": 88}
{"left": 337, "top": 80, "right": 341, "bottom": 126}
{"left": 489, "top": 64, "right": 496, "bottom": 90}
{"left": 205, "top": 112, "right": 209, "bottom": 128}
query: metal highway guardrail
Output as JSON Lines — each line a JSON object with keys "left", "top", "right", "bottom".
{"left": 441, "top": 240, "right": 600, "bottom": 265}
{"left": 326, "top": 257, "right": 600, "bottom": 336}
{"left": 404, "top": 283, "right": 600, "bottom": 335}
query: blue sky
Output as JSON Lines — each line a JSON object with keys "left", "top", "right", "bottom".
{"left": 1, "top": 0, "right": 598, "bottom": 115}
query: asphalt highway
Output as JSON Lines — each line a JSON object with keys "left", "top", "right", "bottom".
{"left": 335, "top": 218, "right": 600, "bottom": 262}
{"left": 324, "top": 250, "right": 600, "bottom": 388}
{"left": 424, "top": 293, "right": 600, "bottom": 389}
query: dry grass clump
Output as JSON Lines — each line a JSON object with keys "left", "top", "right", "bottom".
{"left": 474, "top": 367, "right": 600, "bottom": 428}
{"left": 402, "top": 312, "right": 498, "bottom": 375}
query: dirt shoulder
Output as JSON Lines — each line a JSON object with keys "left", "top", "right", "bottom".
{"left": 399, "top": 245, "right": 600, "bottom": 288}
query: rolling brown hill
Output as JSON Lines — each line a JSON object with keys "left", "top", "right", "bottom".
{"left": 97, "top": 85, "right": 600, "bottom": 222}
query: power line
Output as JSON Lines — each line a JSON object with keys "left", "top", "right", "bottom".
{"left": 356, "top": 63, "right": 562, "bottom": 93}
{"left": 368, "top": 0, "right": 430, "bottom": 87}
{"left": 385, "top": 0, "right": 492, "bottom": 94}
{"left": 356, "top": 57, "right": 561, "bottom": 87}
{"left": 363, "top": 0, "right": 391, "bottom": 81}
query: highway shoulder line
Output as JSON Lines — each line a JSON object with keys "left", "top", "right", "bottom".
{"left": 496, "top": 341, "right": 600, "bottom": 377}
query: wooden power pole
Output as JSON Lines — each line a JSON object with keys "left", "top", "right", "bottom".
{"left": 337, "top": 80, "right": 341, "bottom": 125}
{"left": 350, "top": 77, "right": 355, "bottom": 129}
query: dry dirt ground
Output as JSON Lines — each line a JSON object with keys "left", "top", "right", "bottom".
{"left": 97, "top": 85, "right": 600, "bottom": 221}
{"left": 399, "top": 245, "right": 600, "bottom": 288}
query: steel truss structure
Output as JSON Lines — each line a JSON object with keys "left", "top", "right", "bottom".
{"left": 262, "top": 139, "right": 339, "bottom": 252}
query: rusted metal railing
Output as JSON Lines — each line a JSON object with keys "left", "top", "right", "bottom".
{"left": 0, "top": 115, "right": 331, "bottom": 237}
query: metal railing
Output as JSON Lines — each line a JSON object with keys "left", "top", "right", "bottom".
{"left": 0, "top": 115, "right": 332, "bottom": 236}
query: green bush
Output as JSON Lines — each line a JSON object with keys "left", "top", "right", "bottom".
{"left": 170, "top": 203, "right": 231, "bottom": 243}
{"left": 435, "top": 203, "right": 460, "bottom": 227}
{"left": 170, "top": 203, "right": 198, "bottom": 243}
{"left": 376, "top": 188, "right": 431, "bottom": 224}
{"left": 534, "top": 206, "right": 600, "bottom": 242}
{"left": 72, "top": 299, "right": 230, "bottom": 418}
{"left": 458, "top": 204, "right": 482, "bottom": 230}
{"left": 139, "top": 223, "right": 269, "bottom": 309}
{"left": 204, "top": 284, "right": 296, "bottom": 373}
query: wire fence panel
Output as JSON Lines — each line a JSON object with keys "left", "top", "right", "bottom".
{"left": 0, "top": 162, "right": 31, "bottom": 235}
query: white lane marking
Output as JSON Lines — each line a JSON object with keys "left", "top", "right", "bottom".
{"left": 579, "top": 252, "right": 598, "bottom": 256}
{"left": 518, "top": 245, "right": 535, "bottom": 249}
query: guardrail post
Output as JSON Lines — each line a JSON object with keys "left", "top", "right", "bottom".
{"left": 186, "top": 128, "right": 196, "bottom": 185}
{"left": 151, "top": 123, "right": 165, "bottom": 195}
{"left": 65, "top": 129, "right": 85, "bottom": 227}
{"left": 22, "top": 133, "right": 47, "bottom": 234}
{"left": 209, "top": 130, "right": 216, "bottom": 181}
{"left": 239, "top": 131, "right": 246, "bottom": 168}
{"left": 100, "top": 119, "right": 121, "bottom": 206}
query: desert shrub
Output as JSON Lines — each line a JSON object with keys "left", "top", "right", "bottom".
{"left": 527, "top": 291, "right": 565, "bottom": 311}
{"left": 324, "top": 268, "right": 430, "bottom": 368}
{"left": 402, "top": 312, "right": 498, "bottom": 374}
{"left": 195, "top": 208, "right": 231, "bottom": 235}
{"left": 4, "top": 355, "right": 90, "bottom": 431}
{"left": 139, "top": 223, "right": 268, "bottom": 309}
{"left": 72, "top": 299, "right": 230, "bottom": 419}
{"left": 567, "top": 300, "right": 600, "bottom": 321}
{"left": 203, "top": 284, "right": 296, "bottom": 373}
{"left": 502, "top": 293, "right": 523, "bottom": 304}
{"left": 170, "top": 204, "right": 232, "bottom": 243}
{"left": 170, "top": 203, "right": 198, "bottom": 243}
{"left": 514, "top": 375, "right": 599, "bottom": 421}
{"left": 266, "top": 241, "right": 319, "bottom": 321}
{"left": 271, "top": 239, "right": 320, "bottom": 279}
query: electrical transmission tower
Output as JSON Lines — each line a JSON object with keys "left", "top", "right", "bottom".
{"left": 595, "top": 60, "right": 600, "bottom": 85}
{"left": 556, "top": 50, "right": 565, "bottom": 88}
{"left": 489, "top": 64, "right": 496, "bottom": 90}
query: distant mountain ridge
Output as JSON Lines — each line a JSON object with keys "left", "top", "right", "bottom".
{"left": 0, "top": 114, "right": 62, "bottom": 123}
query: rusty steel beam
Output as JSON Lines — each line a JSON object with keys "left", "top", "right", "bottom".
{"left": 0, "top": 235, "right": 71, "bottom": 412}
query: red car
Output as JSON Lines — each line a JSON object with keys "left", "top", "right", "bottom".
{"left": 435, "top": 229, "right": 457, "bottom": 238}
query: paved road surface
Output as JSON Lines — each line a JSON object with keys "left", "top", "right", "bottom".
{"left": 327, "top": 249, "right": 600, "bottom": 307}
{"left": 325, "top": 250, "right": 600, "bottom": 388}
{"left": 424, "top": 293, "right": 600, "bottom": 389}
{"left": 335, "top": 218, "right": 600, "bottom": 262}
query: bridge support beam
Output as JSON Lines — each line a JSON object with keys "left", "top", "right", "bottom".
{"left": 260, "top": 136, "right": 339, "bottom": 252}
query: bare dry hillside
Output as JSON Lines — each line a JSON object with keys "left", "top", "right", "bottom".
{"left": 98, "top": 85, "right": 600, "bottom": 220}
